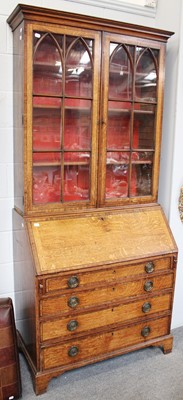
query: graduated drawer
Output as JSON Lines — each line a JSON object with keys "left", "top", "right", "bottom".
{"left": 42, "top": 315, "right": 170, "bottom": 370}
{"left": 41, "top": 292, "right": 172, "bottom": 342}
{"left": 44, "top": 257, "right": 171, "bottom": 293}
{"left": 40, "top": 272, "right": 173, "bottom": 317}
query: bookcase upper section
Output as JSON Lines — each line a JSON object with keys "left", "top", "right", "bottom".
{"left": 7, "top": 4, "right": 174, "bottom": 216}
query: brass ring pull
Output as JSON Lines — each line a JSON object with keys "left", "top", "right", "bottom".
{"left": 141, "top": 326, "right": 151, "bottom": 338}
{"left": 142, "top": 302, "right": 151, "bottom": 313}
{"left": 145, "top": 261, "right": 154, "bottom": 274}
{"left": 67, "top": 276, "right": 79, "bottom": 289}
{"left": 67, "top": 320, "right": 78, "bottom": 332}
{"left": 68, "top": 346, "right": 79, "bottom": 357}
{"left": 144, "top": 281, "right": 153, "bottom": 292}
{"left": 68, "top": 296, "right": 80, "bottom": 308}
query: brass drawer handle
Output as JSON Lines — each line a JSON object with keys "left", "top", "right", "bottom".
{"left": 67, "top": 276, "right": 79, "bottom": 289}
{"left": 142, "top": 302, "right": 151, "bottom": 313}
{"left": 67, "top": 320, "right": 78, "bottom": 332}
{"left": 145, "top": 261, "right": 154, "bottom": 274}
{"left": 68, "top": 346, "right": 79, "bottom": 357}
{"left": 141, "top": 326, "right": 151, "bottom": 338}
{"left": 68, "top": 296, "right": 80, "bottom": 308}
{"left": 144, "top": 280, "right": 153, "bottom": 292}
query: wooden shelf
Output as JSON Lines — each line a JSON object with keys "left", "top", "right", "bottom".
{"left": 131, "top": 160, "right": 152, "bottom": 164}
{"left": 33, "top": 104, "right": 91, "bottom": 111}
{"left": 108, "top": 108, "right": 155, "bottom": 114}
{"left": 33, "top": 161, "right": 89, "bottom": 167}
{"left": 106, "top": 160, "right": 152, "bottom": 165}
{"left": 107, "top": 148, "right": 154, "bottom": 152}
{"left": 108, "top": 108, "right": 131, "bottom": 114}
{"left": 33, "top": 162, "right": 61, "bottom": 167}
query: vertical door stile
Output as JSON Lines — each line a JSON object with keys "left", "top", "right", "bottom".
{"left": 98, "top": 32, "right": 109, "bottom": 207}
{"left": 152, "top": 44, "right": 165, "bottom": 199}
{"left": 61, "top": 34, "right": 66, "bottom": 204}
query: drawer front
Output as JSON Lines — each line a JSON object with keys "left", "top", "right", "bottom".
{"left": 40, "top": 273, "right": 173, "bottom": 317}
{"left": 42, "top": 315, "right": 170, "bottom": 370}
{"left": 45, "top": 257, "right": 171, "bottom": 293}
{"left": 41, "top": 293, "right": 172, "bottom": 341}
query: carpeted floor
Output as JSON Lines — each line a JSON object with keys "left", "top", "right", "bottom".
{"left": 20, "top": 327, "right": 183, "bottom": 399}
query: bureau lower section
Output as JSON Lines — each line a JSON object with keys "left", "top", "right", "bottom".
{"left": 13, "top": 209, "right": 177, "bottom": 395}
{"left": 17, "top": 255, "right": 176, "bottom": 395}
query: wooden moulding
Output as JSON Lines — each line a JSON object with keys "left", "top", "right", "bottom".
{"left": 7, "top": 4, "right": 174, "bottom": 42}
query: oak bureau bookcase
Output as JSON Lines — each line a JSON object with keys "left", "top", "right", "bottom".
{"left": 7, "top": 4, "right": 178, "bottom": 395}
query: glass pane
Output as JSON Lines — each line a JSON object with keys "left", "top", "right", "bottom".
{"left": 106, "top": 164, "right": 129, "bottom": 199}
{"left": 107, "top": 101, "right": 131, "bottom": 149}
{"left": 64, "top": 152, "right": 90, "bottom": 163}
{"left": 131, "top": 164, "right": 152, "bottom": 196}
{"left": 64, "top": 99, "right": 91, "bottom": 150}
{"left": 33, "top": 152, "right": 61, "bottom": 165}
{"left": 33, "top": 97, "right": 61, "bottom": 151}
{"left": 109, "top": 44, "right": 133, "bottom": 100}
{"left": 65, "top": 38, "right": 93, "bottom": 97}
{"left": 33, "top": 34, "right": 62, "bottom": 96}
{"left": 33, "top": 164, "right": 61, "bottom": 204}
{"left": 133, "top": 104, "right": 155, "bottom": 149}
{"left": 107, "top": 151, "right": 129, "bottom": 164}
{"left": 64, "top": 165, "right": 90, "bottom": 201}
{"left": 131, "top": 151, "right": 153, "bottom": 162}
{"left": 33, "top": 31, "right": 63, "bottom": 49}
{"left": 135, "top": 48, "right": 157, "bottom": 102}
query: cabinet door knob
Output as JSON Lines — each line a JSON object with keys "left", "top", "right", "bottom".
{"left": 144, "top": 280, "right": 153, "bottom": 292}
{"left": 145, "top": 261, "right": 154, "bottom": 273}
{"left": 67, "top": 276, "right": 79, "bottom": 288}
{"left": 142, "top": 302, "right": 151, "bottom": 313}
{"left": 67, "top": 320, "right": 78, "bottom": 332}
{"left": 141, "top": 326, "right": 151, "bottom": 338}
{"left": 68, "top": 346, "right": 79, "bottom": 357}
{"left": 68, "top": 296, "right": 80, "bottom": 308}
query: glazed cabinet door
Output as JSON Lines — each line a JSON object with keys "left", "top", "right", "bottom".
{"left": 25, "top": 24, "right": 101, "bottom": 214}
{"left": 98, "top": 33, "right": 165, "bottom": 207}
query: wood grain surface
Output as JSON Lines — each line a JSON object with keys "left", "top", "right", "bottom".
{"left": 30, "top": 207, "right": 176, "bottom": 274}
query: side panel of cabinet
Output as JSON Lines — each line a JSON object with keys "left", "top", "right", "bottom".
{"left": 13, "top": 210, "right": 39, "bottom": 369}
{"left": 13, "top": 22, "right": 25, "bottom": 213}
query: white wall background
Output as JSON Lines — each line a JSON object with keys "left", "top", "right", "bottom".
{"left": 0, "top": 0, "right": 183, "bottom": 329}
